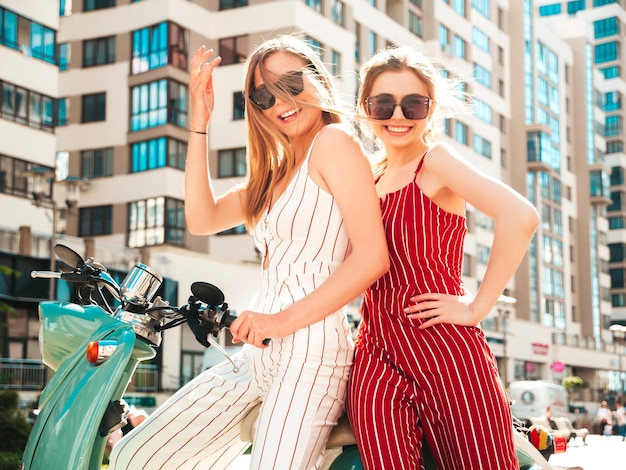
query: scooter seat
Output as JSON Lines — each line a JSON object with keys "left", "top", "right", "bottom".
{"left": 240, "top": 403, "right": 357, "bottom": 448}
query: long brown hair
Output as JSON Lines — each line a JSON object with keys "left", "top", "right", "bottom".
{"left": 240, "top": 35, "right": 345, "bottom": 227}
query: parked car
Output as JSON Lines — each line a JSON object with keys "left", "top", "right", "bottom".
{"left": 509, "top": 380, "right": 580, "bottom": 427}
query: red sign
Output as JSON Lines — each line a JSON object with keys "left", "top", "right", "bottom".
{"left": 532, "top": 342, "right": 549, "bottom": 355}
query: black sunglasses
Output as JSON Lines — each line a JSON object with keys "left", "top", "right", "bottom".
{"left": 248, "top": 70, "right": 305, "bottom": 110}
{"left": 365, "top": 93, "right": 431, "bottom": 120}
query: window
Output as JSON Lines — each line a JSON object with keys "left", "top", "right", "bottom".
{"left": 610, "top": 216, "right": 626, "bottom": 229}
{"left": 131, "top": 137, "right": 187, "bottom": 172}
{"left": 369, "top": 32, "right": 377, "bottom": 55}
{"left": 83, "top": 36, "right": 115, "bottom": 67}
{"left": 473, "top": 0, "right": 490, "bottom": 18}
{"left": 58, "top": 43, "right": 70, "bottom": 70}
{"left": 408, "top": 12, "right": 423, "bottom": 38}
{"left": 60, "top": 0, "right": 72, "bottom": 16}
{"left": 219, "top": 36, "right": 248, "bottom": 66}
{"left": 218, "top": 225, "right": 248, "bottom": 235}
{"left": 331, "top": 0, "right": 345, "bottom": 26}
{"left": 128, "top": 197, "right": 185, "bottom": 247}
{"left": 604, "top": 91, "right": 622, "bottom": 112}
{"left": 453, "top": 34, "right": 466, "bottom": 59}
{"left": 130, "top": 79, "right": 187, "bottom": 131}
{"left": 84, "top": 0, "right": 116, "bottom": 11}
{"left": 233, "top": 92, "right": 245, "bottom": 120}
{"left": 472, "top": 27, "right": 489, "bottom": 53}
{"left": 567, "top": 0, "right": 585, "bottom": 14}
{"left": 331, "top": 50, "right": 341, "bottom": 76}
{"left": 607, "top": 141, "right": 624, "bottom": 154}
{"left": 305, "top": 0, "right": 322, "bottom": 13}
{"left": 218, "top": 148, "right": 246, "bottom": 177}
{"left": 0, "top": 155, "right": 29, "bottom": 197}
{"left": 1, "top": 80, "right": 54, "bottom": 132}
{"left": 131, "top": 22, "right": 187, "bottom": 75}
{"left": 82, "top": 92, "right": 106, "bottom": 123}
{"left": 79, "top": 205, "right": 112, "bottom": 236}
{"left": 439, "top": 24, "right": 449, "bottom": 51}
{"left": 473, "top": 63, "right": 491, "bottom": 89}
{"left": 304, "top": 36, "right": 322, "bottom": 57}
{"left": 81, "top": 147, "right": 113, "bottom": 178}
{"left": 55, "top": 98, "right": 68, "bottom": 126}
{"left": 605, "top": 115, "right": 622, "bottom": 137}
{"left": 454, "top": 121, "right": 468, "bottom": 144}
{"left": 477, "top": 244, "right": 491, "bottom": 265}
{"left": 473, "top": 98, "right": 492, "bottom": 124}
{"left": 601, "top": 65, "right": 621, "bottom": 79}
{"left": 610, "top": 243, "right": 626, "bottom": 262}
{"left": 594, "top": 17, "right": 619, "bottom": 39}
{"left": 473, "top": 134, "right": 492, "bottom": 159}
{"left": 220, "top": 0, "right": 248, "bottom": 9}
{"left": 595, "top": 41, "right": 619, "bottom": 64}
{"left": 609, "top": 190, "right": 624, "bottom": 211}
{"left": 452, "top": 0, "right": 465, "bottom": 17}
{"left": 355, "top": 22, "right": 361, "bottom": 63}
{"left": 0, "top": 8, "right": 57, "bottom": 65}
{"left": 539, "top": 4, "right": 561, "bottom": 16}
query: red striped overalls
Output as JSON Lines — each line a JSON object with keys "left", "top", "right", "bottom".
{"left": 347, "top": 155, "right": 517, "bottom": 469}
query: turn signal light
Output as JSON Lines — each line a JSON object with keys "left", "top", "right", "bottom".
{"left": 86, "top": 340, "right": 118, "bottom": 365}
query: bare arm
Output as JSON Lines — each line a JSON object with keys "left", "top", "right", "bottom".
{"left": 185, "top": 46, "right": 245, "bottom": 235}
{"left": 230, "top": 125, "right": 390, "bottom": 346}
{"left": 408, "top": 143, "right": 539, "bottom": 327}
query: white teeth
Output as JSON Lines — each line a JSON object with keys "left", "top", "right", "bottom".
{"left": 387, "top": 126, "right": 409, "bottom": 132}
{"left": 281, "top": 109, "right": 298, "bottom": 119}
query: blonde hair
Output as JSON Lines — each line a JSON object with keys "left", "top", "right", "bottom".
{"left": 356, "top": 45, "right": 470, "bottom": 177}
{"left": 241, "top": 35, "right": 345, "bottom": 227}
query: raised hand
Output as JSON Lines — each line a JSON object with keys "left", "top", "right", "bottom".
{"left": 189, "top": 46, "right": 222, "bottom": 130}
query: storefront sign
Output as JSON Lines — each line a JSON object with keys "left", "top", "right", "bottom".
{"left": 531, "top": 342, "right": 549, "bottom": 355}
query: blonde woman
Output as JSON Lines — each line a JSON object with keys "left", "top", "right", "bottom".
{"left": 347, "top": 46, "right": 539, "bottom": 469}
{"left": 109, "top": 35, "right": 388, "bottom": 469}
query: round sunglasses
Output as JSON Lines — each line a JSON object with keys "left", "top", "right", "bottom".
{"left": 248, "top": 70, "right": 305, "bottom": 110}
{"left": 365, "top": 93, "right": 431, "bottom": 120}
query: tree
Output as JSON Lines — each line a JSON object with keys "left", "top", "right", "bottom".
{"left": 562, "top": 375, "right": 587, "bottom": 401}
{"left": 0, "top": 389, "right": 32, "bottom": 469}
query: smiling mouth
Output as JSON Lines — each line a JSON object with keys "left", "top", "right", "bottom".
{"left": 280, "top": 108, "right": 300, "bottom": 120}
{"left": 386, "top": 125, "right": 411, "bottom": 133}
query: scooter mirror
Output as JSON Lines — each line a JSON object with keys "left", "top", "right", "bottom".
{"left": 54, "top": 243, "right": 85, "bottom": 269}
{"left": 191, "top": 282, "right": 225, "bottom": 306}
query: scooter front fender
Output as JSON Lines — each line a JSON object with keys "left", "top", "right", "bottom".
{"left": 22, "top": 306, "right": 155, "bottom": 470}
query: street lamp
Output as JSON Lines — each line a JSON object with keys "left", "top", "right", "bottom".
{"left": 609, "top": 324, "right": 626, "bottom": 400}
{"left": 22, "top": 166, "right": 89, "bottom": 300}
{"left": 496, "top": 294, "right": 517, "bottom": 387}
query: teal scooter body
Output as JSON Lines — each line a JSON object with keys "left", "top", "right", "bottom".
{"left": 21, "top": 301, "right": 155, "bottom": 470}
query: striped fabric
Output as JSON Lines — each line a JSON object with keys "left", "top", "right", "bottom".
{"left": 347, "top": 154, "right": 517, "bottom": 469}
{"left": 109, "top": 137, "right": 354, "bottom": 470}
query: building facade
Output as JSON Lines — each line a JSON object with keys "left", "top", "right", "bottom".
{"left": 1, "top": 0, "right": 626, "bottom": 407}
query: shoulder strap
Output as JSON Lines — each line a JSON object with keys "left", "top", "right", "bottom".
{"left": 414, "top": 150, "right": 429, "bottom": 176}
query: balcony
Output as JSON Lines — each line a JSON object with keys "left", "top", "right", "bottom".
{"left": 0, "top": 359, "right": 159, "bottom": 392}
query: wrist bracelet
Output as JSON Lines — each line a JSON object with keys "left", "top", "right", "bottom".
{"left": 189, "top": 129, "right": 208, "bottom": 135}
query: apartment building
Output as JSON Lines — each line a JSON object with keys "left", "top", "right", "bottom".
{"left": 1, "top": 0, "right": 625, "bottom": 406}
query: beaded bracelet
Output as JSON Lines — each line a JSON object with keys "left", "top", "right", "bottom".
{"left": 189, "top": 129, "right": 208, "bottom": 135}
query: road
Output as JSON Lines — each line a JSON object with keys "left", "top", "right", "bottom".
{"left": 548, "top": 434, "right": 625, "bottom": 470}
{"left": 230, "top": 434, "right": 623, "bottom": 469}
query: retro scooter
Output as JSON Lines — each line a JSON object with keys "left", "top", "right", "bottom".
{"left": 20, "top": 243, "right": 569, "bottom": 470}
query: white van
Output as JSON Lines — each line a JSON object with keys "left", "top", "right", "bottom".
{"left": 509, "top": 380, "right": 578, "bottom": 426}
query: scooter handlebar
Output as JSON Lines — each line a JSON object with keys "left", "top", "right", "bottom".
{"left": 31, "top": 271, "right": 62, "bottom": 279}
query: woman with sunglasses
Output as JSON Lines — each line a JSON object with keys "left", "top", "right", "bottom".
{"left": 109, "top": 35, "right": 388, "bottom": 470}
{"left": 346, "top": 46, "right": 539, "bottom": 469}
